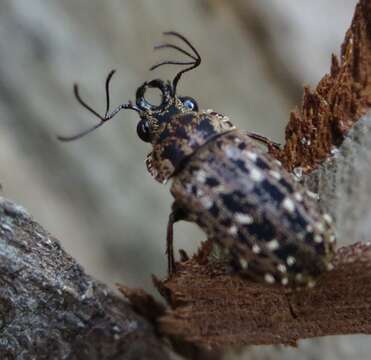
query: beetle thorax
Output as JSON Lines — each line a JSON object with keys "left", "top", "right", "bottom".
{"left": 146, "top": 109, "right": 236, "bottom": 183}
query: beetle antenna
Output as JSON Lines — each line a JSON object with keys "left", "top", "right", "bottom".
{"left": 57, "top": 70, "right": 139, "bottom": 142}
{"left": 149, "top": 31, "right": 201, "bottom": 95}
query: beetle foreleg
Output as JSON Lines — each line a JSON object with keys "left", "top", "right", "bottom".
{"left": 166, "top": 204, "right": 188, "bottom": 276}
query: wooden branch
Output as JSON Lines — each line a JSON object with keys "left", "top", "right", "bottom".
{"left": 153, "top": 240, "right": 371, "bottom": 350}
{"left": 124, "top": 0, "right": 371, "bottom": 352}
{"left": 0, "top": 198, "right": 170, "bottom": 360}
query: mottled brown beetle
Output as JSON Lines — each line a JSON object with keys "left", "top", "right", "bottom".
{"left": 58, "top": 32, "right": 336, "bottom": 287}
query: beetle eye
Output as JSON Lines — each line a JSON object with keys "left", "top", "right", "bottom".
{"left": 137, "top": 120, "right": 151, "bottom": 142}
{"left": 180, "top": 97, "right": 198, "bottom": 112}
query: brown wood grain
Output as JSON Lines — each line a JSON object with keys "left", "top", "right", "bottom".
{"left": 153, "top": 242, "right": 371, "bottom": 350}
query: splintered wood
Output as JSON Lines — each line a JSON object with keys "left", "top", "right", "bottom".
{"left": 155, "top": 242, "right": 371, "bottom": 350}
{"left": 270, "top": 0, "right": 371, "bottom": 173}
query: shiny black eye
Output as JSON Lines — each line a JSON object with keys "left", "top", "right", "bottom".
{"left": 180, "top": 97, "right": 198, "bottom": 112}
{"left": 137, "top": 120, "right": 151, "bottom": 142}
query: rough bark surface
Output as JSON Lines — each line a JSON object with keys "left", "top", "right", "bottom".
{"left": 0, "top": 198, "right": 170, "bottom": 360}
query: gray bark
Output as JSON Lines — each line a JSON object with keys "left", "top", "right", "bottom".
{"left": 305, "top": 112, "right": 371, "bottom": 246}
{"left": 0, "top": 197, "right": 170, "bottom": 360}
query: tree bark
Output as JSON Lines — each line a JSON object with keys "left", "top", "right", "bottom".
{"left": 0, "top": 198, "right": 170, "bottom": 360}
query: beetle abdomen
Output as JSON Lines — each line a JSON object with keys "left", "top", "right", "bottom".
{"left": 171, "top": 130, "right": 336, "bottom": 287}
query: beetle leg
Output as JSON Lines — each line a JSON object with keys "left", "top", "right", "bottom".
{"left": 244, "top": 131, "right": 281, "bottom": 151}
{"left": 166, "top": 204, "right": 188, "bottom": 276}
{"left": 166, "top": 213, "right": 176, "bottom": 275}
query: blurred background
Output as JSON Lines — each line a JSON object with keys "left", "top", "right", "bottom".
{"left": 1, "top": 1, "right": 367, "bottom": 358}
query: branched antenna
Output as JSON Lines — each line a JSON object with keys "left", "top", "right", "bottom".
{"left": 57, "top": 70, "right": 139, "bottom": 142}
{"left": 150, "top": 31, "right": 201, "bottom": 95}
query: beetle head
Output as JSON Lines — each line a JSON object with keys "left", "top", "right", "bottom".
{"left": 135, "top": 78, "right": 199, "bottom": 144}
{"left": 57, "top": 32, "right": 236, "bottom": 183}
{"left": 57, "top": 31, "right": 201, "bottom": 143}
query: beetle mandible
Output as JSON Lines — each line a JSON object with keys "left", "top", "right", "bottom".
{"left": 58, "top": 32, "right": 336, "bottom": 287}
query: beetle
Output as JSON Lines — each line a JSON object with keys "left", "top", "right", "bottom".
{"left": 58, "top": 32, "right": 336, "bottom": 287}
